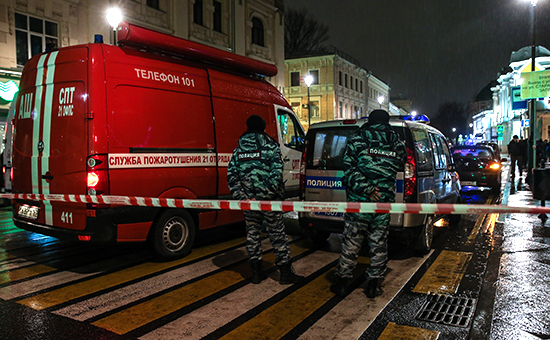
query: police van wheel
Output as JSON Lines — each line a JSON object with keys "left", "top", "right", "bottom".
{"left": 414, "top": 215, "right": 434, "bottom": 255}
{"left": 448, "top": 196, "right": 462, "bottom": 226}
{"left": 150, "top": 209, "right": 196, "bottom": 259}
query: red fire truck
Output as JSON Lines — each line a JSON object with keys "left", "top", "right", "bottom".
{"left": 11, "top": 22, "right": 304, "bottom": 259}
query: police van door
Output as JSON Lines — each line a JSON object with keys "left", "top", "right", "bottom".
{"left": 429, "top": 133, "right": 454, "bottom": 203}
{"left": 276, "top": 106, "right": 305, "bottom": 198}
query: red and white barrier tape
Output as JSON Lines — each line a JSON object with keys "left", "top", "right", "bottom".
{"left": 1, "top": 193, "right": 549, "bottom": 215}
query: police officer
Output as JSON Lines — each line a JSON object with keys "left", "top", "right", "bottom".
{"left": 330, "top": 109, "right": 406, "bottom": 298}
{"left": 227, "top": 115, "right": 302, "bottom": 285}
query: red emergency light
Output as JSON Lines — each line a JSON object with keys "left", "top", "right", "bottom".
{"left": 116, "top": 21, "right": 278, "bottom": 77}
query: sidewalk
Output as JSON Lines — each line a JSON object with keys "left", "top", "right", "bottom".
{"left": 489, "top": 163, "right": 550, "bottom": 339}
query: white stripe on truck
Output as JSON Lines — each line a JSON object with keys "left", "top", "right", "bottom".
{"left": 41, "top": 51, "right": 58, "bottom": 225}
{"left": 32, "top": 55, "right": 47, "bottom": 194}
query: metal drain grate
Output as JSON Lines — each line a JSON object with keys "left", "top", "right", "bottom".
{"left": 416, "top": 294, "right": 477, "bottom": 327}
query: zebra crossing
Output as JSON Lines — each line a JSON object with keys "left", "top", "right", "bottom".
{"left": 0, "top": 207, "right": 429, "bottom": 339}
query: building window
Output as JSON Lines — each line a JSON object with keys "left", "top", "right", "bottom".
{"left": 350, "top": 76, "right": 353, "bottom": 90}
{"left": 360, "top": 81, "right": 363, "bottom": 93}
{"left": 15, "top": 13, "right": 58, "bottom": 66}
{"left": 345, "top": 74, "right": 348, "bottom": 88}
{"left": 251, "top": 17, "right": 264, "bottom": 46}
{"left": 213, "top": 1, "right": 222, "bottom": 33}
{"left": 193, "top": 0, "right": 203, "bottom": 25}
{"left": 147, "top": 0, "right": 160, "bottom": 10}
{"left": 339, "top": 101, "right": 343, "bottom": 118}
{"left": 339, "top": 71, "right": 342, "bottom": 86}
{"left": 309, "top": 70, "right": 319, "bottom": 84}
{"left": 290, "top": 72, "right": 300, "bottom": 86}
{"left": 356, "top": 79, "right": 359, "bottom": 92}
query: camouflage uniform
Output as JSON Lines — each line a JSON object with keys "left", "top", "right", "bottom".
{"left": 337, "top": 120, "right": 406, "bottom": 280}
{"left": 227, "top": 130, "right": 291, "bottom": 266}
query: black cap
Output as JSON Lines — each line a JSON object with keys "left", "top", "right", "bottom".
{"left": 368, "top": 109, "right": 390, "bottom": 124}
{"left": 246, "top": 115, "right": 266, "bottom": 132}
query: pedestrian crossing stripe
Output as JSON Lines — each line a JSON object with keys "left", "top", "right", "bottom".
{"left": 412, "top": 250, "right": 473, "bottom": 295}
{"left": 378, "top": 322, "right": 440, "bottom": 340}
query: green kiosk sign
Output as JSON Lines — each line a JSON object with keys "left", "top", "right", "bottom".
{"left": 497, "top": 125, "right": 505, "bottom": 141}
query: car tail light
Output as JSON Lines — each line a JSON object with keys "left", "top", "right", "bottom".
{"left": 86, "top": 154, "right": 110, "bottom": 208}
{"left": 404, "top": 147, "right": 416, "bottom": 197}
{"left": 486, "top": 163, "right": 500, "bottom": 170}
{"left": 343, "top": 119, "right": 358, "bottom": 125}
{"left": 299, "top": 146, "right": 307, "bottom": 199}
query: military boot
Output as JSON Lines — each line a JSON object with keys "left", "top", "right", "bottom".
{"left": 250, "top": 261, "right": 268, "bottom": 284}
{"left": 330, "top": 276, "right": 351, "bottom": 297}
{"left": 278, "top": 262, "right": 304, "bottom": 285}
{"left": 365, "top": 278, "right": 383, "bottom": 298}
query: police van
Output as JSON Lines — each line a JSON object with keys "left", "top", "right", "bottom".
{"left": 299, "top": 115, "right": 461, "bottom": 254}
{"left": 11, "top": 22, "right": 304, "bottom": 259}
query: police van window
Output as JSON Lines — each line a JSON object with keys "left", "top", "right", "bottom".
{"left": 410, "top": 128, "right": 433, "bottom": 172}
{"left": 278, "top": 110, "right": 304, "bottom": 150}
{"left": 309, "top": 127, "right": 356, "bottom": 170}
{"left": 430, "top": 133, "right": 448, "bottom": 169}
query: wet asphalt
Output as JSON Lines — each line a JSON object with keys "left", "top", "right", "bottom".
{"left": 2, "top": 161, "right": 550, "bottom": 339}
{"left": 361, "top": 161, "right": 550, "bottom": 339}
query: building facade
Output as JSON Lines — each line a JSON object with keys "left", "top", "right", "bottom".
{"left": 284, "top": 52, "right": 391, "bottom": 130}
{"left": 492, "top": 46, "right": 550, "bottom": 150}
{"left": 0, "top": 0, "right": 285, "bottom": 139}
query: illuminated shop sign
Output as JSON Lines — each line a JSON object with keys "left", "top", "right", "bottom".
{"left": 0, "top": 80, "right": 19, "bottom": 103}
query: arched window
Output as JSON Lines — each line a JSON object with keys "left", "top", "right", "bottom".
{"left": 251, "top": 17, "right": 264, "bottom": 47}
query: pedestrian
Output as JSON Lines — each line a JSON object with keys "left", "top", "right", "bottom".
{"left": 227, "top": 114, "right": 302, "bottom": 285}
{"left": 519, "top": 137, "right": 528, "bottom": 172}
{"left": 330, "top": 110, "right": 406, "bottom": 298}
{"left": 507, "top": 135, "right": 523, "bottom": 177}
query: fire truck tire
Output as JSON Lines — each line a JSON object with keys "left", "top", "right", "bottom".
{"left": 149, "top": 209, "right": 196, "bottom": 259}
{"left": 414, "top": 214, "right": 433, "bottom": 255}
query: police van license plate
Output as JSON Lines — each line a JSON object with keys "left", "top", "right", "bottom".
{"left": 461, "top": 181, "right": 476, "bottom": 186}
{"left": 314, "top": 211, "right": 344, "bottom": 218}
{"left": 18, "top": 204, "right": 39, "bottom": 220}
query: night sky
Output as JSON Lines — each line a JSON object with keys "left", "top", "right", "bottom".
{"left": 287, "top": 0, "right": 550, "bottom": 116}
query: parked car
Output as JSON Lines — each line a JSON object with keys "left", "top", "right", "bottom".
{"left": 299, "top": 115, "right": 461, "bottom": 254}
{"left": 451, "top": 145, "right": 504, "bottom": 193}
{"left": 476, "top": 141, "right": 501, "bottom": 160}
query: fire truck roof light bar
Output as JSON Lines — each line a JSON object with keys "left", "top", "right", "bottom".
{"left": 116, "top": 21, "right": 278, "bottom": 77}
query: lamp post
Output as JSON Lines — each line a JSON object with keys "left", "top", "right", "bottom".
{"left": 106, "top": 7, "right": 123, "bottom": 44}
{"left": 377, "top": 95, "right": 384, "bottom": 109}
{"left": 304, "top": 74, "right": 314, "bottom": 129}
{"left": 525, "top": 0, "right": 538, "bottom": 179}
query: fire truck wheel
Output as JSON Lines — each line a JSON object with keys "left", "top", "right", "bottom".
{"left": 150, "top": 209, "right": 196, "bottom": 259}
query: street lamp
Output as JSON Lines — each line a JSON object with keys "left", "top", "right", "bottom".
{"left": 106, "top": 7, "right": 123, "bottom": 44}
{"left": 304, "top": 74, "right": 314, "bottom": 128}
{"left": 377, "top": 95, "right": 384, "bottom": 109}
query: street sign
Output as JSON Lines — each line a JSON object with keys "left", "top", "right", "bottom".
{"left": 512, "top": 86, "right": 527, "bottom": 110}
{"left": 497, "top": 125, "right": 505, "bottom": 133}
{"left": 521, "top": 70, "right": 550, "bottom": 99}
{"left": 522, "top": 119, "right": 530, "bottom": 128}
